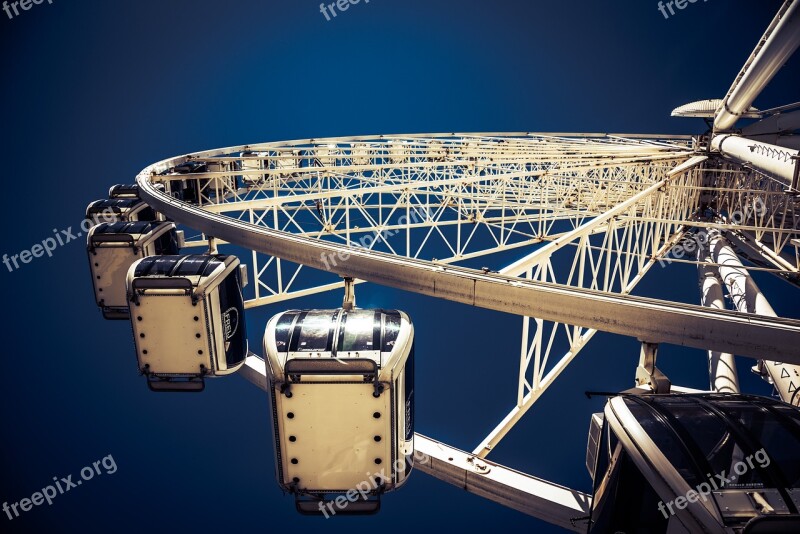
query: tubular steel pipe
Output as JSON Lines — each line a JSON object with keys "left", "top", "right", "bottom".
{"left": 714, "top": 1, "right": 800, "bottom": 131}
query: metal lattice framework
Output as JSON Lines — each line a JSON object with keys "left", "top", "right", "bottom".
{"left": 136, "top": 131, "right": 800, "bottom": 449}
{"left": 110, "top": 2, "right": 800, "bottom": 529}
{"left": 182, "top": 135, "right": 695, "bottom": 308}
{"left": 132, "top": 132, "right": 800, "bottom": 531}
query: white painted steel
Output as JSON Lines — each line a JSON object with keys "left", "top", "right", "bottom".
{"left": 239, "top": 356, "right": 591, "bottom": 532}
{"left": 742, "top": 109, "right": 800, "bottom": 137}
{"left": 122, "top": 130, "right": 800, "bottom": 529}
{"left": 697, "top": 244, "right": 740, "bottom": 394}
{"left": 134, "top": 139, "right": 800, "bottom": 361}
{"left": 714, "top": 0, "right": 800, "bottom": 131}
{"left": 711, "top": 134, "right": 799, "bottom": 184}
{"left": 710, "top": 232, "right": 800, "bottom": 405}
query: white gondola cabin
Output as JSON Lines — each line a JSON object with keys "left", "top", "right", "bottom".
{"left": 263, "top": 308, "right": 415, "bottom": 514}
{"left": 85, "top": 198, "right": 157, "bottom": 227}
{"left": 87, "top": 221, "right": 183, "bottom": 319}
{"left": 240, "top": 151, "right": 268, "bottom": 185}
{"left": 162, "top": 160, "right": 236, "bottom": 203}
{"left": 126, "top": 254, "right": 248, "bottom": 392}
{"left": 107, "top": 183, "right": 165, "bottom": 199}
{"left": 108, "top": 184, "right": 141, "bottom": 199}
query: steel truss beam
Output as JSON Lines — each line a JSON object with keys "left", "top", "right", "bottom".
{"left": 138, "top": 137, "right": 800, "bottom": 466}
{"left": 137, "top": 138, "right": 800, "bottom": 363}
{"left": 132, "top": 132, "right": 800, "bottom": 530}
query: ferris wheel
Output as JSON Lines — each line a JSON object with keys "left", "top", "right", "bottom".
{"left": 84, "top": 2, "right": 800, "bottom": 532}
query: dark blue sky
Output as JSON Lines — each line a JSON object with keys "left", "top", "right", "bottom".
{"left": 1, "top": 1, "right": 798, "bottom": 532}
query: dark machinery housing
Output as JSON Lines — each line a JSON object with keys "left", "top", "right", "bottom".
{"left": 587, "top": 393, "right": 800, "bottom": 533}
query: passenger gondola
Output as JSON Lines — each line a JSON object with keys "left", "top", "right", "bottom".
{"left": 87, "top": 221, "right": 182, "bottom": 319}
{"left": 126, "top": 254, "right": 248, "bottom": 392}
{"left": 85, "top": 198, "right": 158, "bottom": 226}
{"left": 165, "top": 161, "right": 207, "bottom": 203}
{"left": 240, "top": 150, "right": 267, "bottom": 185}
{"left": 263, "top": 308, "right": 415, "bottom": 514}
{"left": 587, "top": 393, "right": 800, "bottom": 533}
{"left": 108, "top": 183, "right": 165, "bottom": 199}
{"left": 164, "top": 160, "right": 236, "bottom": 203}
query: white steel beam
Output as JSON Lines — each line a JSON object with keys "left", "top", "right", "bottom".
{"left": 742, "top": 109, "right": 800, "bottom": 137}
{"left": 500, "top": 156, "right": 707, "bottom": 277}
{"left": 474, "top": 228, "right": 691, "bottom": 459}
{"left": 714, "top": 0, "right": 800, "bottom": 131}
{"left": 413, "top": 434, "right": 590, "bottom": 532}
{"left": 697, "top": 245, "right": 740, "bottom": 394}
{"left": 711, "top": 134, "right": 799, "bottom": 185}
{"left": 710, "top": 232, "right": 800, "bottom": 405}
{"left": 238, "top": 356, "right": 591, "bottom": 532}
{"left": 139, "top": 178, "right": 800, "bottom": 362}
